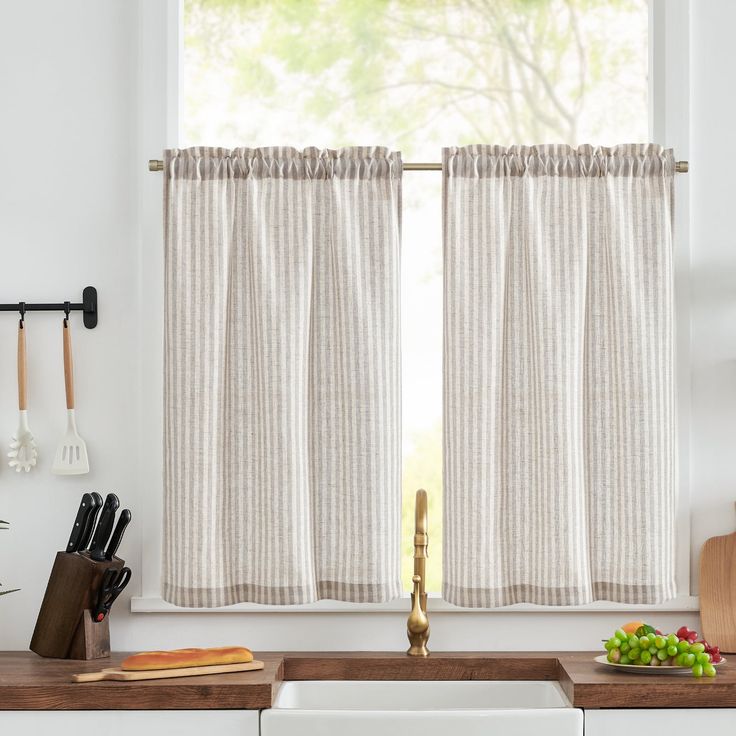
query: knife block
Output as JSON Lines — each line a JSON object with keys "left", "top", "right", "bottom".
{"left": 30, "top": 551, "right": 124, "bottom": 660}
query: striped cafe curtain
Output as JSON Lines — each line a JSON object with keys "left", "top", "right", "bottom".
{"left": 162, "top": 146, "right": 402, "bottom": 606}
{"left": 443, "top": 144, "right": 677, "bottom": 607}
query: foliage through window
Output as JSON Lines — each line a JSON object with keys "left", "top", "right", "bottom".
{"left": 183, "top": 0, "right": 649, "bottom": 594}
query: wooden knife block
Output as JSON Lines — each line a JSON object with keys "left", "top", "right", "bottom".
{"left": 30, "top": 551, "right": 123, "bottom": 660}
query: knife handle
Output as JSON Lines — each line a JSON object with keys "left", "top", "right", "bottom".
{"left": 79, "top": 492, "right": 103, "bottom": 551}
{"left": 66, "top": 493, "right": 94, "bottom": 553}
{"left": 104, "top": 509, "right": 131, "bottom": 560}
{"left": 89, "top": 493, "right": 120, "bottom": 561}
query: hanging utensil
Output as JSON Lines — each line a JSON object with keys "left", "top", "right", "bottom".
{"left": 51, "top": 315, "right": 89, "bottom": 475}
{"left": 8, "top": 315, "right": 37, "bottom": 472}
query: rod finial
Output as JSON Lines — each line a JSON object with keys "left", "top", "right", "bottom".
{"left": 148, "top": 159, "right": 164, "bottom": 172}
{"left": 675, "top": 160, "right": 689, "bottom": 173}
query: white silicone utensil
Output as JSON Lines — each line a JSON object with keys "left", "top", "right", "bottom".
{"left": 51, "top": 318, "right": 89, "bottom": 475}
{"left": 8, "top": 319, "right": 38, "bottom": 472}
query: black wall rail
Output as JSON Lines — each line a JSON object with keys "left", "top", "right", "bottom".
{"left": 0, "top": 286, "right": 98, "bottom": 329}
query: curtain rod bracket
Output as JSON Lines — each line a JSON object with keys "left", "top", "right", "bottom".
{"left": 0, "top": 287, "right": 98, "bottom": 329}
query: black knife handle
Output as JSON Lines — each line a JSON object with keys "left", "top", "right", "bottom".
{"left": 89, "top": 493, "right": 120, "bottom": 561}
{"left": 104, "top": 509, "right": 131, "bottom": 560}
{"left": 78, "top": 492, "right": 103, "bottom": 551}
{"left": 66, "top": 493, "right": 94, "bottom": 553}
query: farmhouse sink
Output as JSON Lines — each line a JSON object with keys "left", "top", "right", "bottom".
{"left": 260, "top": 680, "right": 584, "bottom": 736}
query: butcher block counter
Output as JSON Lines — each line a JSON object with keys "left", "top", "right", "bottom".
{"left": 1, "top": 651, "right": 735, "bottom": 710}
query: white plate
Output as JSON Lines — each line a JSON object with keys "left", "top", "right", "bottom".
{"left": 594, "top": 654, "right": 726, "bottom": 674}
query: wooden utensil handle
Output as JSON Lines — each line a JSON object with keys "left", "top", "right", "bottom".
{"left": 63, "top": 319, "right": 74, "bottom": 410}
{"left": 17, "top": 322, "right": 27, "bottom": 411}
{"left": 71, "top": 671, "right": 108, "bottom": 682}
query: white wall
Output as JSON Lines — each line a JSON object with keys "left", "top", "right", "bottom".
{"left": 688, "top": 0, "right": 736, "bottom": 590}
{"left": 0, "top": 0, "right": 141, "bottom": 647}
{"left": 0, "top": 0, "right": 731, "bottom": 653}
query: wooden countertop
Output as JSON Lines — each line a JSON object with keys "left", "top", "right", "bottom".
{"left": 1, "top": 651, "right": 734, "bottom": 710}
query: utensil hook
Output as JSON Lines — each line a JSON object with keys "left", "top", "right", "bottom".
{"left": 18, "top": 301, "right": 25, "bottom": 328}
{"left": 63, "top": 301, "right": 71, "bottom": 326}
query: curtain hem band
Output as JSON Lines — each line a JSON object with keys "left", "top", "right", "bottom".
{"left": 162, "top": 580, "right": 403, "bottom": 608}
{"left": 442, "top": 581, "right": 678, "bottom": 608}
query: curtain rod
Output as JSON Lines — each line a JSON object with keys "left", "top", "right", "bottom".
{"left": 148, "top": 159, "right": 690, "bottom": 173}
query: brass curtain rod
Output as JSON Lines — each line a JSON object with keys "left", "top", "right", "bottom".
{"left": 148, "top": 159, "right": 690, "bottom": 173}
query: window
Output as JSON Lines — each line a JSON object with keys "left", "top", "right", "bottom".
{"left": 182, "top": 0, "right": 650, "bottom": 594}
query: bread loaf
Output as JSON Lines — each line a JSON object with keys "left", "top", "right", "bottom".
{"left": 121, "top": 646, "right": 253, "bottom": 671}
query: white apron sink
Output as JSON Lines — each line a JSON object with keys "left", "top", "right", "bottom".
{"left": 260, "top": 680, "right": 584, "bottom": 736}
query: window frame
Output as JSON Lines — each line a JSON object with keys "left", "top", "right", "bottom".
{"left": 133, "top": 0, "right": 694, "bottom": 614}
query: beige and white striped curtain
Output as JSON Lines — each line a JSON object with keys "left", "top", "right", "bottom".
{"left": 162, "top": 146, "right": 402, "bottom": 606}
{"left": 443, "top": 144, "right": 676, "bottom": 607}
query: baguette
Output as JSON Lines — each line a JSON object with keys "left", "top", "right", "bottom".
{"left": 121, "top": 646, "right": 253, "bottom": 671}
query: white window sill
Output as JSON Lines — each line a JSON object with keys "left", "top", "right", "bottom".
{"left": 131, "top": 594, "right": 699, "bottom": 614}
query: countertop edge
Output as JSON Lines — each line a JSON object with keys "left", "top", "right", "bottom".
{"left": 1, "top": 652, "right": 735, "bottom": 711}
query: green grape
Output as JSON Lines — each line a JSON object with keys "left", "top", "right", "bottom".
{"left": 657, "top": 649, "right": 669, "bottom": 661}
{"left": 667, "top": 634, "right": 679, "bottom": 647}
{"left": 628, "top": 647, "right": 641, "bottom": 660}
{"left": 649, "top": 646, "right": 658, "bottom": 655}
{"left": 621, "top": 642, "right": 631, "bottom": 654}
{"left": 684, "top": 653, "right": 696, "bottom": 667}
{"left": 677, "top": 640, "right": 690, "bottom": 653}
{"left": 675, "top": 653, "right": 687, "bottom": 666}
{"left": 696, "top": 652, "right": 711, "bottom": 666}
{"left": 639, "top": 650, "right": 652, "bottom": 665}
{"left": 691, "top": 642, "right": 706, "bottom": 654}
{"left": 610, "top": 637, "right": 622, "bottom": 649}
{"left": 604, "top": 639, "right": 616, "bottom": 651}
{"left": 703, "top": 663, "right": 716, "bottom": 678}
{"left": 614, "top": 629, "right": 627, "bottom": 641}
{"left": 639, "top": 636, "right": 650, "bottom": 649}
{"left": 692, "top": 663, "right": 704, "bottom": 678}
{"left": 607, "top": 648, "right": 621, "bottom": 663}
{"left": 654, "top": 636, "right": 667, "bottom": 649}
{"left": 628, "top": 635, "right": 640, "bottom": 649}
{"left": 667, "top": 645, "right": 678, "bottom": 657}
{"left": 620, "top": 655, "right": 631, "bottom": 665}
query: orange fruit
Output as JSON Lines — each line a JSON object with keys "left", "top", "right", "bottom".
{"left": 622, "top": 621, "right": 646, "bottom": 635}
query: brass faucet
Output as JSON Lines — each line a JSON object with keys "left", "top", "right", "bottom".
{"left": 407, "top": 488, "right": 430, "bottom": 657}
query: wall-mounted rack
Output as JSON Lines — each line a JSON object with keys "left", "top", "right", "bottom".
{"left": 0, "top": 286, "right": 98, "bottom": 329}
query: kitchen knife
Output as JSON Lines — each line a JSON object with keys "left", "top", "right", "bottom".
{"left": 104, "top": 509, "right": 131, "bottom": 560}
{"left": 65, "top": 493, "right": 95, "bottom": 553}
{"left": 89, "top": 493, "right": 120, "bottom": 561}
{"left": 78, "top": 491, "right": 103, "bottom": 551}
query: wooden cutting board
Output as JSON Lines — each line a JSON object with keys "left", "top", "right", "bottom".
{"left": 72, "top": 659, "right": 264, "bottom": 682}
{"left": 700, "top": 517, "right": 736, "bottom": 653}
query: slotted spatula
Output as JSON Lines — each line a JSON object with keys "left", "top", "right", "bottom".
{"left": 52, "top": 317, "right": 89, "bottom": 475}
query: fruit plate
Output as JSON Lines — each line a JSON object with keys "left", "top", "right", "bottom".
{"left": 594, "top": 654, "right": 726, "bottom": 674}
